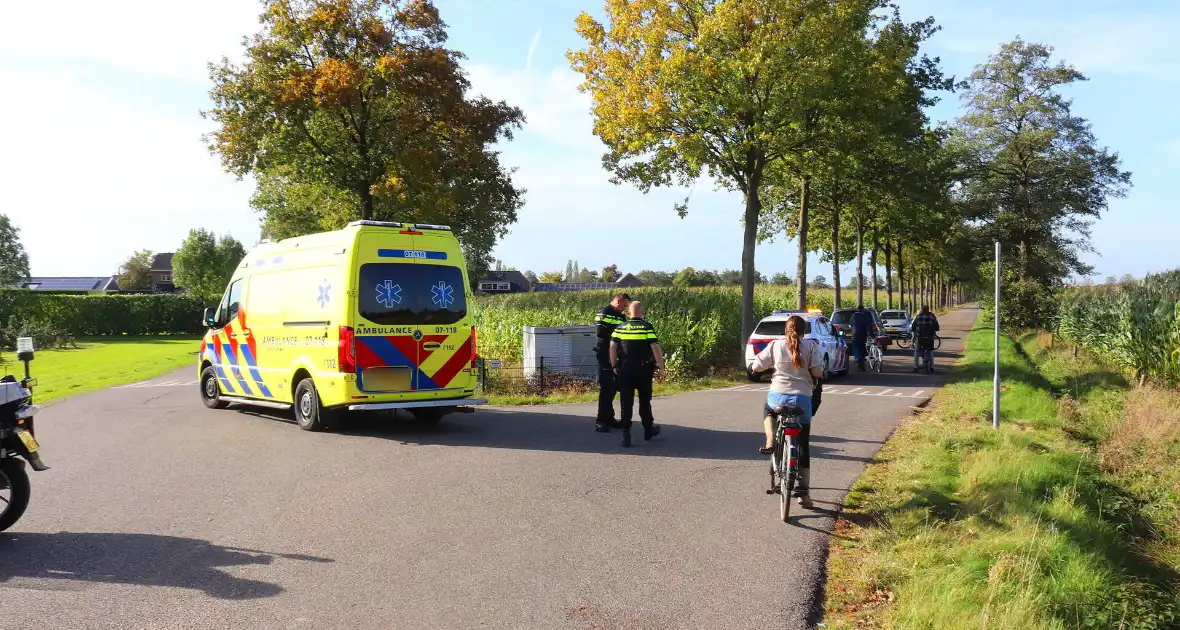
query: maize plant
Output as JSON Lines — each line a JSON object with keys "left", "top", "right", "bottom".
{"left": 1057, "top": 270, "right": 1180, "bottom": 386}
{"left": 470, "top": 286, "right": 858, "bottom": 377}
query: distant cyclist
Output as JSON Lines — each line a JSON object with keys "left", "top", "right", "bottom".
{"left": 850, "top": 305, "right": 873, "bottom": 371}
{"left": 912, "top": 304, "right": 940, "bottom": 372}
{"left": 746, "top": 315, "right": 825, "bottom": 509}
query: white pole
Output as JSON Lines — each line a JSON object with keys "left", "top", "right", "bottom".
{"left": 993, "top": 241, "right": 1001, "bottom": 429}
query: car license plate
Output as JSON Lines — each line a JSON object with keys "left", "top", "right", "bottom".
{"left": 887, "top": 327, "right": 900, "bottom": 332}
{"left": 16, "top": 429, "right": 38, "bottom": 453}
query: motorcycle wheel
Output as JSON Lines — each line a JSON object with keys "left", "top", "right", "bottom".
{"left": 0, "top": 458, "right": 31, "bottom": 532}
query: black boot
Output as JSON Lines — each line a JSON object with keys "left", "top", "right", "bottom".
{"left": 621, "top": 428, "right": 632, "bottom": 447}
{"left": 595, "top": 422, "right": 612, "bottom": 433}
{"left": 644, "top": 424, "right": 660, "bottom": 441}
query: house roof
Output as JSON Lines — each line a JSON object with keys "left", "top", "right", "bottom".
{"left": 150, "top": 252, "right": 173, "bottom": 271}
{"left": 481, "top": 270, "right": 530, "bottom": 287}
{"left": 20, "top": 276, "right": 119, "bottom": 291}
{"left": 616, "top": 273, "right": 643, "bottom": 287}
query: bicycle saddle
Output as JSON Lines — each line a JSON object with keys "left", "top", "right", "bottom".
{"left": 773, "top": 405, "right": 804, "bottom": 417}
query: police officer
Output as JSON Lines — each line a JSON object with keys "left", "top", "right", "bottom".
{"left": 609, "top": 301, "right": 666, "bottom": 447}
{"left": 594, "top": 293, "right": 631, "bottom": 432}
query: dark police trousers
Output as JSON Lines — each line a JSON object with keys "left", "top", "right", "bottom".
{"left": 617, "top": 365, "right": 655, "bottom": 429}
{"left": 596, "top": 347, "right": 617, "bottom": 424}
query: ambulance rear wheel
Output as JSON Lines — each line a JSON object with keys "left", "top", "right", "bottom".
{"left": 294, "top": 378, "right": 335, "bottom": 432}
{"left": 200, "top": 366, "right": 228, "bottom": 410}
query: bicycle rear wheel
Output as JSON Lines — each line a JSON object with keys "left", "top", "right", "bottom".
{"left": 897, "top": 336, "right": 912, "bottom": 349}
{"left": 934, "top": 335, "right": 941, "bottom": 350}
{"left": 780, "top": 436, "right": 795, "bottom": 522}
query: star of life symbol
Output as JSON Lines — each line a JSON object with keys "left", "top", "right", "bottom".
{"left": 376, "top": 280, "right": 402, "bottom": 308}
{"left": 317, "top": 280, "right": 331, "bottom": 308}
{"left": 431, "top": 281, "right": 455, "bottom": 309}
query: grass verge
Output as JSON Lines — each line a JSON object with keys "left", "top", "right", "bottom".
{"left": 0, "top": 337, "right": 200, "bottom": 404}
{"left": 822, "top": 326, "right": 1180, "bottom": 629}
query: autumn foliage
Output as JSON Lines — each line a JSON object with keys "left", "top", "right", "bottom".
{"left": 203, "top": 0, "right": 524, "bottom": 275}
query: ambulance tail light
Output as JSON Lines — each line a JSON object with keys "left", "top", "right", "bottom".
{"left": 470, "top": 327, "right": 478, "bottom": 368}
{"left": 339, "top": 326, "right": 357, "bottom": 373}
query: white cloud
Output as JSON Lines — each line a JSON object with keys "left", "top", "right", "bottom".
{"left": 467, "top": 62, "right": 601, "bottom": 153}
{"left": 904, "top": 2, "right": 1180, "bottom": 82}
{"left": 0, "top": 0, "right": 259, "bottom": 84}
{"left": 525, "top": 29, "right": 542, "bottom": 71}
{"left": 0, "top": 66, "right": 260, "bottom": 276}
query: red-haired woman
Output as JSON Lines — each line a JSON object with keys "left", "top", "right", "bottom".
{"left": 746, "top": 315, "right": 825, "bottom": 508}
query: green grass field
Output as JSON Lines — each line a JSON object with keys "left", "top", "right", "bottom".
{"left": 0, "top": 337, "right": 201, "bottom": 405}
{"left": 823, "top": 327, "right": 1180, "bottom": 629}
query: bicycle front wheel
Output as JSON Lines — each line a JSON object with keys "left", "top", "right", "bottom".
{"left": 897, "top": 336, "right": 912, "bottom": 349}
{"left": 934, "top": 335, "right": 941, "bottom": 350}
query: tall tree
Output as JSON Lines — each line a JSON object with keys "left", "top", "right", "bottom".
{"left": 953, "top": 39, "right": 1130, "bottom": 327}
{"left": 173, "top": 229, "right": 247, "bottom": 304}
{"left": 116, "top": 250, "right": 154, "bottom": 290}
{"left": 600, "top": 264, "right": 621, "bottom": 283}
{"left": 0, "top": 215, "right": 30, "bottom": 286}
{"left": 570, "top": 0, "right": 881, "bottom": 349}
{"left": 205, "top": 0, "right": 525, "bottom": 277}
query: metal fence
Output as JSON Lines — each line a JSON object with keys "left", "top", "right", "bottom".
{"left": 475, "top": 356, "right": 600, "bottom": 396}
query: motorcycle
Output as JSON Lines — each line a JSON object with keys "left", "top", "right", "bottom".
{"left": 0, "top": 337, "right": 48, "bottom": 532}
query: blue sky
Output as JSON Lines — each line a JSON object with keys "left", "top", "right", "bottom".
{"left": 1, "top": 0, "right": 1175, "bottom": 281}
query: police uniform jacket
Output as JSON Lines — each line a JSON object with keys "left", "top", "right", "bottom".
{"left": 611, "top": 318, "right": 659, "bottom": 372}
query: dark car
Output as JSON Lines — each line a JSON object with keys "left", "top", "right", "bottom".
{"left": 830, "top": 307, "right": 881, "bottom": 341}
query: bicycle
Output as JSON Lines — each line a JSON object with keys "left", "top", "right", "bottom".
{"left": 896, "top": 332, "right": 939, "bottom": 351}
{"left": 765, "top": 404, "right": 805, "bottom": 522}
{"left": 866, "top": 337, "right": 885, "bottom": 373}
{"left": 914, "top": 336, "right": 935, "bottom": 374}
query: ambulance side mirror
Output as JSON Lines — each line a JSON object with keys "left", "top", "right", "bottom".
{"left": 203, "top": 308, "right": 217, "bottom": 328}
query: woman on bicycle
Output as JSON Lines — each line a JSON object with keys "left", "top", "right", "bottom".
{"left": 746, "top": 315, "right": 825, "bottom": 508}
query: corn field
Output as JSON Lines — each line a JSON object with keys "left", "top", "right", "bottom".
{"left": 1057, "top": 269, "right": 1180, "bottom": 386}
{"left": 472, "top": 286, "right": 868, "bottom": 377}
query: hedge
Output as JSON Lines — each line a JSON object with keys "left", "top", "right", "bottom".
{"left": 0, "top": 291, "right": 207, "bottom": 337}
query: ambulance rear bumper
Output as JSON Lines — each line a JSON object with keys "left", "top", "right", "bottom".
{"left": 347, "top": 397, "right": 488, "bottom": 412}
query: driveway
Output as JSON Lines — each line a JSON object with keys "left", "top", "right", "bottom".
{"left": 0, "top": 307, "right": 979, "bottom": 629}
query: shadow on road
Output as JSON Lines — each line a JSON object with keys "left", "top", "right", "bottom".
{"left": 0, "top": 532, "right": 333, "bottom": 599}
{"left": 235, "top": 404, "right": 870, "bottom": 463}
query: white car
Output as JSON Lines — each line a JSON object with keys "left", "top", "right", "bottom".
{"left": 745, "top": 309, "right": 849, "bottom": 382}
{"left": 879, "top": 309, "right": 911, "bottom": 337}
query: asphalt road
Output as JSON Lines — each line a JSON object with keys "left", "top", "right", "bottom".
{"left": 0, "top": 307, "right": 978, "bottom": 630}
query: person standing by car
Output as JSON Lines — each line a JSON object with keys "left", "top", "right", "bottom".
{"left": 609, "top": 301, "right": 665, "bottom": 447}
{"left": 912, "top": 304, "right": 940, "bottom": 372}
{"left": 594, "top": 293, "right": 630, "bottom": 432}
{"left": 851, "top": 305, "right": 873, "bottom": 371}
{"left": 746, "top": 315, "right": 825, "bottom": 509}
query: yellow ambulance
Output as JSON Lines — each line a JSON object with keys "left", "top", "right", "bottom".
{"left": 197, "top": 220, "right": 486, "bottom": 431}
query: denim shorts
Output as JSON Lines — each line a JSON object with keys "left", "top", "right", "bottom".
{"left": 765, "top": 392, "right": 813, "bottom": 425}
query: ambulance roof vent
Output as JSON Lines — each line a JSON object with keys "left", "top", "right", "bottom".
{"left": 347, "top": 220, "right": 451, "bottom": 231}
{"left": 349, "top": 220, "right": 405, "bottom": 229}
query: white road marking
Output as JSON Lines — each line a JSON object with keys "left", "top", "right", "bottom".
{"left": 715, "top": 384, "right": 928, "bottom": 399}
{"left": 114, "top": 380, "right": 198, "bottom": 389}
